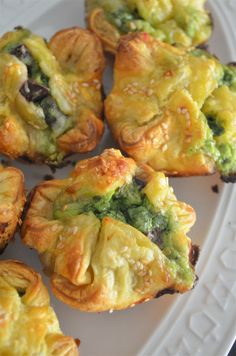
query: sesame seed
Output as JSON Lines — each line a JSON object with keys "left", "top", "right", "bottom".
{"left": 132, "top": 82, "right": 138, "bottom": 87}
{"left": 164, "top": 134, "right": 169, "bottom": 141}
{"left": 51, "top": 225, "right": 58, "bottom": 232}
{"left": 186, "top": 120, "right": 191, "bottom": 128}
{"left": 153, "top": 138, "right": 159, "bottom": 147}
{"left": 93, "top": 79, "right": 99, "bottom": 84}
{"left": 186, "top": 137, "right": 192, "bottom": 143}
{"left": 81, "top": 82, "right": 89, "bottom": 87}
{"left": 134, "top": 261, "right": 142, "bottom": 270}
{"left": 162, "top": 122, "right": 168, "bottom": 129}
{"left": 5, "top": 122, "right": 10, "bottom": 129}
{"left": 150, "top": 79, "right": 155, "bottom": 85}
{"left": 144, "top": 298, "right": 150, "bottom": 302}
{"left": 130, "top": 303, "right": 135, "bottom": 308}
{"left": 172, "top": 171, "right": 179, "bottom": 175}
{"left": 72, "top": 226, "right": 78, "bottom": 235}
{"left": 147, "top": 88, "right": 154, "bottom": 96}
{"left": 185, "top": 112, "right": 190, "bottom": 120}
{"left": 96, "top": 84, "right": 101, "bottom": 90}
{"left": 138, "top": 270, "right": 147, "bottom": 277}
{"left": 161, "top": 144, "right": 168, "bottom": 152}
{"left": 109, "top": 309, "right": 114, "bottom": 314}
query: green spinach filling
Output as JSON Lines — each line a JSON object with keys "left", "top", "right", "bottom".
{"left": 206, "top": 116, "right": 225, "bottom": 137}
{"left": 188, "top": 50, "right": 236, "bottom": 177}
{"left": 54, "top": 180, "right": 171, "bottom": 245}
{"left": 220, "top": 65, "right": 236, "bottom": 89}
{"left": 200, "top": 113, "right": 236, "bottom": 176}
{"left": 202, "top": 66, "right": 236, "bottom": 176}
{"left": 104, "top": 3, "right": 211, "bottom": 45}
{"left": 108, "top": 10, "right": 139, "bottom": 34}
{"left": 107, "top": 10, "right": 163, "bottom": 39}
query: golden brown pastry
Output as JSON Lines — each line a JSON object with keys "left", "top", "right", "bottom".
{"left": 86, "top": 0, "right": 212, "bottom": 53}
{"left": 0, "top": 27, "right": 104, "bottom": 165}
{"left": 105, "top": 33, "right": 236, "bottom": 181}
{"left": 22, "top": 149, "right": 198, "bottom": 312}
{"left": 0, "top": 166, "right": 25, "bottom": 252}
{"left": 0, "top": 259, "right": 79, "bottom": 355}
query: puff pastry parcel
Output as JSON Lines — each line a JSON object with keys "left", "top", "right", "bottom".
{"left": 22, "top": 149, "right": 198, "bottom": 312}
{"left": 0, "top": 260, "right": 79, "bottom": 355}
{"left": 0, "top": 27, "right": 104, "bottom": 165}
{"left": 86, "top": 0, "right": 212, "bottom": 53}
{"left": 0, "top": 166, "right": 25, "bottom": 252}
{"left": 105, "top": 33, "right": 236, "bottom": 181}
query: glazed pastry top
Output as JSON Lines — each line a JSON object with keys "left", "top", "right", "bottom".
{"left": 0, "top": 27, "right": 104, "bottom": 164}
{"left": 22, "top": 149, "right": 197, "bottom": 312}
{"left": 105, "top": 33, "right": 236, "bottom": 179}
{"left": 0, "top": 260, "right": 78, "bottom": 355}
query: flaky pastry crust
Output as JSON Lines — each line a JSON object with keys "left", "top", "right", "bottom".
{"left": 0, "top": 27, "right": 104, "bottom": 164}
{"left": 0, "top": 260, "right": 79, "bottom": 355}
{"left": 22, "top": 149, "right": 198, "bottom": 312}
{"left": 0, "top": 166, "right": 25, "bottom": 251}
{"left": 105, "top": 33, "right": 236, "bottom": 178}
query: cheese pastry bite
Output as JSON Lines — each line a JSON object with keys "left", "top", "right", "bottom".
{"left": 0, "top": 260, "right": 79, "bottom": 355}
{"left": 0, "top": 166, "right": 25, "bottom": 252}
{"left": 86, "top": 0, "right": 212, "bottom": 53}
{"left": 105, "top": 33, "right": 236, "bottom": 182}
{"left": 0, "top": 27, "right": 104, "bottom": 165}
{"left": 22, "top": 149, "right": 198, "bottom": 312}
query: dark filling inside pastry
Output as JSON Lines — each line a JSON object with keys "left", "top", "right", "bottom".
{"left": 10, "top": 44, "right": 69, "bottom": 137}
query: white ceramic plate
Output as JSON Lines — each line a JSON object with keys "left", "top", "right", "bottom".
{"left": 1, "top": 1, "right": 236, "bottom": 355}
